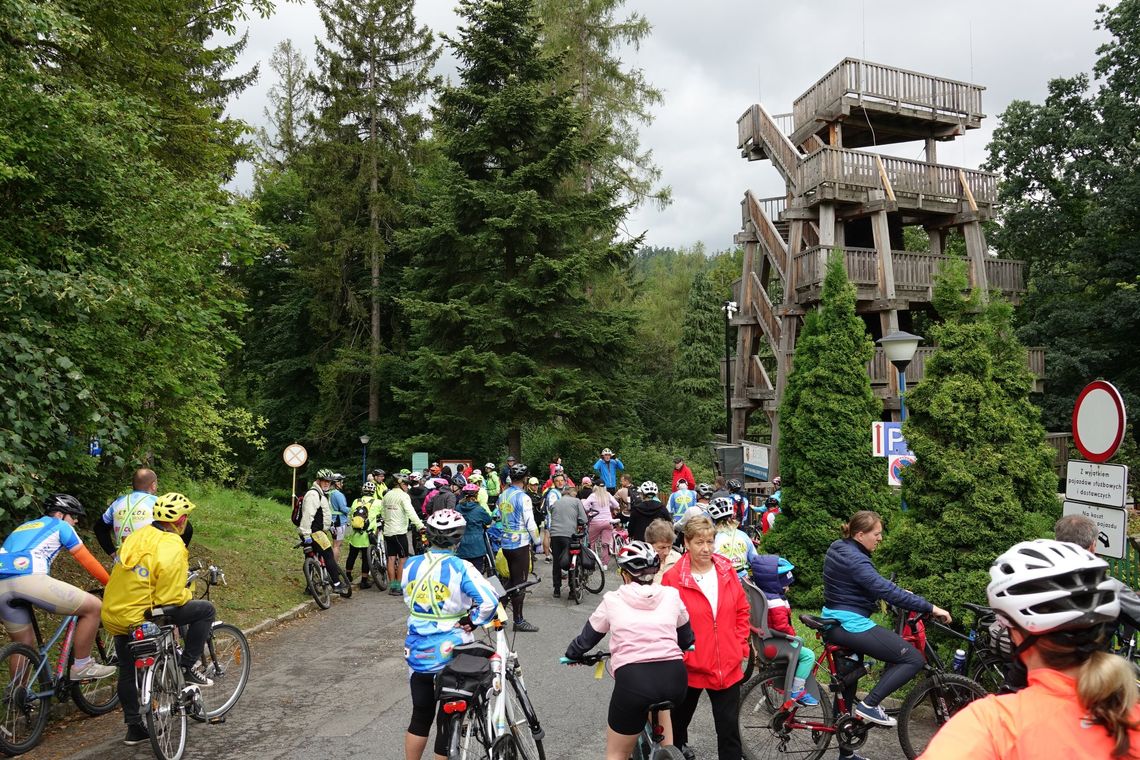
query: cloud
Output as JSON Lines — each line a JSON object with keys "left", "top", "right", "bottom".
{"left": 226, "top": 0, "right": 1110, "bottom": 252}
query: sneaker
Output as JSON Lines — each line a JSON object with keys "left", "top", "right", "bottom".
{"left": 792, "top": 689, "right": 819, "bottom": 707}
{"left": 182, "top": 667, "right": 214, "bottom": 687}
{"left": 552, "top": 589, "right": 561, "bottom": 598}
{"left": 360, "top": 579, "right": 372, "bottom": 590}
{"left": 513, "top": 619, "right": 539, "bottom": 633}
{"left": 853, "top": 700, "right": 896, "bottom": 727}
{"left": 70, "top": 660, "right": 117, "bottom": 681}
{"left": 388, "top": 586, "right": 402, "bottom": 596}
{"left": 679, "top": 745, "right": 697, "bottom": 760}
{"left": 544, "top": 555, "right": 552, "bottom": 563}
{"left": 123, "top": 723, "right": 149, "bottom": 746}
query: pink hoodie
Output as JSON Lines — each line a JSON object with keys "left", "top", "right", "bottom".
{"left": 587, "top": 583, "right": 689, "bottom": 673}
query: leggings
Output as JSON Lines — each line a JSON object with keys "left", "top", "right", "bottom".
{"left": 792, "top": 638, "right": 816, "bottom": 681}
{"left": 408, "top": 671, "right": 449, "bottom": 756}
{"left": 502, "top": 546, "right": 531, "bottom": 622}
{"left": 825, "top": 623, "right": 924, "bottom": 707}
{"left": 345, "top": 545, "right": 370, "bottom": 576}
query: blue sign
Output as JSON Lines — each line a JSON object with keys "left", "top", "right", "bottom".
{"left": 88, "top": 437, "right": 102, "bottom": 457}
{"left": 872, "top": 422, "right": 912, "bottom": 457}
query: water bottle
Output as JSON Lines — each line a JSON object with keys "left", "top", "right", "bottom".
{"left": 951, "top": 649, "right": 967, "bottom": 673}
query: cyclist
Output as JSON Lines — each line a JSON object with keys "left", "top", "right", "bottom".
{"left": 709, "top": 497, "right": 765, "bottom": 582}
{"left": 542, "top": 463, "right": 575, "bottom": 492}
{"left": 821, "top": 510, "right": 951, "bottom": 728}
{"left": 725, "top": 479, "right": 748, "bottom": 524}
{"left": 298, "top": 468, "right": 347, "bottom": 594}
{"left": 541, "top": 471, "right": 567, "bottom": 563}
{"left": 102, "top": 493, "right": 216, "bottom": 746}
{"left": 547, "top": 481, "right": 588, "bottom": 599}
{"left": 627, "top": 481, "right": 670, "bottom": 542}
{"left": 584, "top": 483, "right": 621, "bottom": 569}
{"left": 0, "top": 494, "right": 115, "bottom": 681}
{"left": 592, "top": 448, "right": 625, "bottom": 494}
{"left": 383, "top": 473, "right": 426, "bottom": 597}
{"left": 615, "top": 474, "right": 634, "bottom": 526}
{"left": 666, "top": 480, "right": 697, "bottom": 524}
{"left": 402, "top": 509, "right": 499, "bottom": 760}
{"left": 371, "top": 468, "right": 389, "bottom": 498}
{"left": 329, "top": 473, "right": 349, "bottom": 562}
{"left": 676, "top": 484, "right": 714, "bottom": 533}
{"left": 467, "top": 471, "right": 489, "bottom": 512}
{"left": 770, "top": 475, "right": 782, "bottom": 504}
{"left": 565, "top": 542, "right": 693, "bottom": 760}
{"left": 526, "top": 475, "right": 549, "bottom": 559}
{"left": 645, "top": 518, "right": 682, "bottom": 583}
{"left": 923, "top": 539, "right": 1140, "bottom": 759}
{"left": 345, "top": 481, "right": 382, "bottom": 590}
{"left": 498, "top": 464, "right": 542, "bottom": 632}
{"left": 428, "top": 476, "right": 460, "bottom": 515}
{"left": 455, "top": 483, "right": 493, "bottom": 574}
{"left": 671, "top": 458, "right": 695, "bottom": 494}
{"left": 483, "top": 463, "right": 501, "bottom": 508}
{"left": 94, "top": 468, "right": 193, "bottom": 556}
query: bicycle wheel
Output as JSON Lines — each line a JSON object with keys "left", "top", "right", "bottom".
{"left": 189, "top": 575, "right": 210, "bottom": 600}
{"left": 582, "top": 549, "right": 605, "bottom": 594}
{"left": 144, "top": 656, "right": 187, "bottom": 760}
{"left": 195, "top": 623, "right": 250, "bottom": 719}
{"left": 738, "top": 666, "right": 833, "bottom": 760}
{"left": 567, "top": 566, "right": 580, "bottom": 604}
{"left": 505, "top": 669, "right": 545, "bottom": 759}
{"left": 968, "top": 653, "right": 1007, "bottom": 694}
{"left": 71, "top": 626, "right": 120, "bottom": 715}
{"left": 368, "top": 545, "right": 389, "bottom": 590}
{"left": 304, "top": 557, "right": 332, "bottom": 609}
{"left": 0, "top": 642, "right": 52, "bottom": 756}
{"left": 742, "top": 634, "right": 759, "bottom": 684}
{"left": 649, "top": 747, "right": 686, "bottom": 760}
{"left": 897, "top": 672, "right": 987, "bottom": 760}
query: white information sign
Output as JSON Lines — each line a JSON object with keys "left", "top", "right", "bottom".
{"left": 1065, "top": 461, "right": 1129, "bottom": 509}
{"left": 1062, "top": 500, "right": 1127, "bottom": 560}
{"left": 742, "top": 441, "right": 770, "bottom": 480}
{"left": 283, "top": 443, "right": 308, "bottom": 468}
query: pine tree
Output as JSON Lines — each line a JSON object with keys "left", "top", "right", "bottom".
{"left": 878, "top": 260, "right": 1058, "bottom": 612}
{"left": 535, "top": 0, "right": 668, "bottom": 207}
{"left": 399, "top": 0, "right": 635, "bottom": 457}
{"left": 307, "top": 0, "right": 439, "bottom": 428}
{"left": 258, "top": 39, "right": 313, "bottom": 167}
{"left": 763, "top": 251, "right": 895, "bottom": 606}
{"left": 674, "top": 269, "right": 727, "bottom": 445}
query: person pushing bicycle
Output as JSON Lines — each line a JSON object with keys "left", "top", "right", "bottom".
{"left": 402, "top": 509, "right": 499, "bottom": 760}
{"left": 101, "top": 493, "right": 216, "bottom": 747}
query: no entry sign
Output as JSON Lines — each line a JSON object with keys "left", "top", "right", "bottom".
{"left": 1072, "top": 381, "right": 1127, "bottom": 463}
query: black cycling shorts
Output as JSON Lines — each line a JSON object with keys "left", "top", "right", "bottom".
{"left": 608, "top": 659, "right": 688, "bottom": 735}
{"left": 385, "top": 533, "right": 410, "bottom": 558}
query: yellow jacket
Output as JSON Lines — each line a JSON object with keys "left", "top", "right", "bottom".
{"left": 101, "top": 524, "right": 191, "bottom": 635}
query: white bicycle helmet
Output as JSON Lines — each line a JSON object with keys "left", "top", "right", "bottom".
{"left": 616, "top": 541, "right": 661, "bottom": 583}
{"left": 707, "top": 497, "right": 734, "bottom": 523}
{"left": 987, "top": 539, "right": 1119, "bottom": 634}
{"left": 425, "top": 509, "right": 467, "bottom": 548}
{"left": 362, "top": 481, "right": 377, "bottom": 494}
{"left": 639, "top": 481, "right": 659, "bottom": 497}
{"left": 601, "top": 448, "right": 614, "bottom": 456}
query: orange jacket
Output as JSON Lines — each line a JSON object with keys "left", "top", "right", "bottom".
{"left": 920, "top": 668, "right": 1140, "bottom": 759}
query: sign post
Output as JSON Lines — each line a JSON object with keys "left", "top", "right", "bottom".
{"left": 1066, "top": 381, "right": 1130, "bottom": 560}
{"left": 283, "top": 443, "right": 309, "bottom": 505}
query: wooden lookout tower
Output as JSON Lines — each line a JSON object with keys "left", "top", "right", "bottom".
{"left": 729, "top": 58, "right": 1044, "bottom": 476}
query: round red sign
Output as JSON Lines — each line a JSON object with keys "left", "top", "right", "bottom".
{"left": 1072, "top": 380, "right": 1127, "bottom": 463}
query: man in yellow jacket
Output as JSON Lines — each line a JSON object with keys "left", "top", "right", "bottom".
{"left": 101, "top": 493, "right": 216, "bottom": 747}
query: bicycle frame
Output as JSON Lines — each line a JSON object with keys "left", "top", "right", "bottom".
{"left": 17, "top": 614, "right": 81, "bottom": 700}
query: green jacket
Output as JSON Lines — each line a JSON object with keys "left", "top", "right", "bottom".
{"left": 347, "top": 495, "right": 383, "bottom": 549}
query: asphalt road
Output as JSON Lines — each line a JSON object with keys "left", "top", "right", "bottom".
{"left": 24, "top": 569, "right": 908, "bottom": 760}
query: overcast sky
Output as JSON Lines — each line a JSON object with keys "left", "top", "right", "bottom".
{"left": 226, "top": 0, "right": 1111, "bottom": 252}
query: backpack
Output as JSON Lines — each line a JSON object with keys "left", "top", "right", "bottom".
{"left": 291, "top": 488, "right": 319, "bottom": 528}
{"left": 350, "top": 504, "right": 369, "bottom": 531}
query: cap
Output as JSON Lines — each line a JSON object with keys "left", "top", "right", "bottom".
{"left": 527, "top": 477, "right": 539, "bottom": 485}
{"left": 674, "top": 457, "right": 684, "bottom": 463}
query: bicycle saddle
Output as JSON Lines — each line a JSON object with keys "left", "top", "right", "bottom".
{"left": 646, "top": 701, "right": 674, "bottom": 711}
{"left": 961, "top": 602, "right": 994, "bottom": 617}
{"left": 799, "top": 614, "right": 840, "bottom": 631}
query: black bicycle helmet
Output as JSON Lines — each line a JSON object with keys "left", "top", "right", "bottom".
{"left": 425, "top": 509, "right": 467, "bottom": 548}
{"left": 510, "top": 463, "right": 529, "bottom": 481}
{"left": 727, "top": 479, "right": 742, "bottom": 492}
{"left": 616, "top": 541, "right": 661, "bottom": 584}
{"left": 43, "top": 493, "right": 85, "bottom": 517}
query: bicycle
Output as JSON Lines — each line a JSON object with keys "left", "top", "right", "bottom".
{"left": 181, "top": 562, "right": 252, "bottom": 720}
{"left": 0, "top": 599, "right": 119, "bottom": 756}
{"left": 439, "top": 574, "right": 546, "bottom": 759}
{"left": 934, "top": 601, "right": 1009, "bottom": 694}
{"left": 186, "top": 559, "right": 224, "bottom": 600}
{"left": 594, "top": 522, "right": 629, "bottom": 573}
{"left": 294, "top": 539, "right": 351, "bottom": 609}
{"left": 737, "top": 610, "right": 987, "bottom": 760}
{"left": 366, "top": 527, "right": 390, "bottom": 591}
{"left": 565, "top": 525, "right": 604, "bottom": 604}
{"left": 559, "top": 650, "right": 685, "bottom": 759}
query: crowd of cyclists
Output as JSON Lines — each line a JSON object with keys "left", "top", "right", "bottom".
{"left": 5, "top": 450, "right": 1140, "bottom": 760}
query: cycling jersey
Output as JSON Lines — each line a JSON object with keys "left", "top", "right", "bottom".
{"left": 402, "top": 550, "right": 498, "bottom": 673}
{"left": 382, "top": 488, "right": 423, "bottom": 537}
{"left": 329, "top": 488, "right": 349, "bottom": 527}
{"left": 101, "top": 491, "right": 157, "bottom": 548}
{"left": 921, "top": 668, "right": 1140, "bottom": 759}
{"left": 666, "top": 488, "right": 696, "bottom": 522}
{"left": 714, "top": 528, "right": 764, "bottom": 579}
{"left": 347, "top": 495, "right": 383, "bottom": 549}
{"left": 497, "top": 485, "right": 539, "bottom": 550}
{"left": 0, "top": 516, "right": 84, "bottom": 577}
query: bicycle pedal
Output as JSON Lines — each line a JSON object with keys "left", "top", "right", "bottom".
{"left": 208, "top": 716, "right": 226, "bottom": 725}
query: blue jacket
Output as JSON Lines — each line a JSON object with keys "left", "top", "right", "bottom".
{"left": 455, "top": 499, "right": 493, "bottom": 561}
{"left": 329, "top": 489, "right": 349, "bottom": 526}
{"left": 822, "top": 538, "right": 932, "bottom": 618}
{"left": 592, "top": 458, "right": 624, "bottom": 489}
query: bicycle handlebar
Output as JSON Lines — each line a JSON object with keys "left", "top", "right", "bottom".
{"left": 561, "top": 651, "right": 610, "bottom": 665}
{"left": 498, "top": 575, "right": 541, "bottom": 601}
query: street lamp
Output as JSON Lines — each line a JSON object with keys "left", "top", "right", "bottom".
{"left": 877, "top": 331, "right": 924, "bottom": 421}
{"left": 359, "top": 435, "right": 370, "bottom": 485}
{"left": 722, "top": 300, "right": 739, "bottom": 443}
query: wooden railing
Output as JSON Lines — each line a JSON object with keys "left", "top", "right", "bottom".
{"left": 745, "top": 191, "right": 789, "bottom": 277}
{"left": 984, "top": 259, "right": 1025, "bottom": 295}
{"left": 737, "top": 104, "right": 803, "bottom": 189}
{"left": 756, "top": 195, "right": 787, "bottom": 223}
{"left": 750, "top": 271, "right": 782, "bottom": 344}
{"left": 1045, "top": 432, "right": 1070, "bottom": 480}
{"left": 797, "top": 147, "right": 997, "bottom": 206}
{"left": 792, "top": 58, "right": 985, "bottom": 131}
{"left": 772, "top": 112, "right": 796, "bottom": 135}
{"left": 793, "top": 246, "right": 879, "bottom": 292}
{"left": 794, "top": 247, "right": 1024, "bottom": 296}
{"left": 868, "top": 346, "right": 1046, "bottom": 385}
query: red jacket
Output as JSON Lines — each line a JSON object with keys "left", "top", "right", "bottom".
{"left": 662, "top": 553, "right": 750, "bottom": 690}
{"left": 671, "top": 465, "right": 695, "bottom": 493}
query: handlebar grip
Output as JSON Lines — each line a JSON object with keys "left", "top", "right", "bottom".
{"left": 559, "top": 657, "right": 574, "bottom": 665}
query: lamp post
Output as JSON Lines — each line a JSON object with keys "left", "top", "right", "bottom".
{"left": 722, "top": 300, "right": 739, "bottom": 443}
{"left": 359, "top": 435, "right": 370, "bottom": 485}
{"left": 877, "top": 331, "right": 923, "bottom": 421}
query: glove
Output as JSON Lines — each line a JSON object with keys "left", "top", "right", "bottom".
{"left": 302, "top": 537, "right": 313, "bottom": 546}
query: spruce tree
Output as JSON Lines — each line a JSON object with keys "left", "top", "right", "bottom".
{"left": 763, "top": 251, "right": 895, "bottom": 606}
{"left": 399, "top": 0, "right": 635, "bottom": 456}
{"left": 257, "top": 39, "right": 313, "bottom": 167}
{"left": 674, "top": 269, "right": 727, "bottom": 445}
{"left": 878, "top": 260, "right": 1058, "bottom": 612}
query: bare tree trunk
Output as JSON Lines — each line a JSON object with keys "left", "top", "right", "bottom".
{"left": 508, "top": 427, "right": 522, "bottom": 461}
{"left": 368, "top": 57, "right": 381, "bottom": 425}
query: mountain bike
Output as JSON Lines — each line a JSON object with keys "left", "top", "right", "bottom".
{"left": 439, "top": 575, "right": 545, "bottom": 759}
{"left": 738, "top": 611, "right": 986, "bottom": 760}
{"left": 367, "top": 528, "right": 390, "bottom": 591}
{"left": 0, "top": 599, "right": 118, "bottom": 756}
{"left": 294, "top": 540, "right": 351, "bottom": 609}
{"left": 565, "top": 526, "right": 604, "bottom": 604}
{"left": 560, "top": 650, "right": 685, "bottom": 759}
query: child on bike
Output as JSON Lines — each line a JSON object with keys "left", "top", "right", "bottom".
{"left": 564, "top": 541, "right": 694, "bottom": 760}
{"left": 751, "top": 555, "right": 818, "bottom": 705}
{"left": 402, "top": 509, "right": 499, "bottom": 760}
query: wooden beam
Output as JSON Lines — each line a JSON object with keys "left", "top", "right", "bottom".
{"left": 874, "top": 155, "right": 897, "bottom": 202}
{"left": 958, "top": 169, "right": 978, "bottom": 212}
